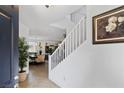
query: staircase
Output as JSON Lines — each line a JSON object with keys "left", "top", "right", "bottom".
{"left": 49, "top": 16, "right": 86, "bottom": 71}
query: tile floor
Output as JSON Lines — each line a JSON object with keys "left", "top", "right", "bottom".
{"left": 19, "top": 63, "right": 59, "bottom": 88}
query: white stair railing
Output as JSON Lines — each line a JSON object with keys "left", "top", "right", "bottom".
{"left": 49, "top": 16, "right": 86, "bottom": 70}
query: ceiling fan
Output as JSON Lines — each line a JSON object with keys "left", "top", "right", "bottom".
{"left": 45, "top": 5, "right": 50, "bottom": 8}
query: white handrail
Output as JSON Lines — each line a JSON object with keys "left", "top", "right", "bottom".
{"left": 51, "top": 16, "right": 85, "bottom": 56}
{"left": 50, "top": 16, "right": 86, "bottom": 70}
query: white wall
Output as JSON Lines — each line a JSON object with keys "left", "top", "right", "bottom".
{"left": 19, "top": 23, "right": 29, "bottom": 40}
{"left": 71, "top": 6, "right": 86, "bottom": 24}
{"left": 65, "top": 15, "right": 75, "bottom": 35}
{"left": 49, "top": 5, "right": 124, "bottom": 88}
{"left": 66, "top": 6, "right": 86, "bottom": 35}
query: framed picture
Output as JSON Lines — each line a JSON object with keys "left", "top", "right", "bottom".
{"left": 93, "top": 6, "right": 124, "bottom": 44}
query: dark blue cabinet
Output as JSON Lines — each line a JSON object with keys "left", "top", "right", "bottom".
{"left": 0, "top": 6, "right": 19, "bottom": 88}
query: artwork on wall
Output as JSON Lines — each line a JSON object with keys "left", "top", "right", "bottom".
{"left": 93, "top": 6, "right": 124, "bottom": 44}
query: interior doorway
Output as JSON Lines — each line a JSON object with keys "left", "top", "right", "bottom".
{"left": 18, "top": 40, "right": 59, "bottom": 88}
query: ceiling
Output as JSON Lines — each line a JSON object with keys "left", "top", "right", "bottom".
{"left": 19, "top": 5, "right": 83, "bottom": 41}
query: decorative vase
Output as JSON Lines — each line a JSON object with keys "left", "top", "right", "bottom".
{"left": 19, "top": 71, "right": 27, "bottom": 82}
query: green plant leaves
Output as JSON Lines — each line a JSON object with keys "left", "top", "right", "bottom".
{"left": 19, "top": 37, "right": 29, "bottom": 72}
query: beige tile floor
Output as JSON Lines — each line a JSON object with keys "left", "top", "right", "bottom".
{"left": 19, "top": 63, "right": 59, "bottom": 88}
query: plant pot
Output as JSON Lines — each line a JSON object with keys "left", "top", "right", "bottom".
{"left": 19, "top": 71, "right": 27, "bottom": 82}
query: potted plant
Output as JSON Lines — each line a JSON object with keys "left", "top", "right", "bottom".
{"left": 18, "top": 37, "right": 29, "bottom": 82}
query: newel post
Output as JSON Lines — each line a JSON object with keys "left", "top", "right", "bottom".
{"left": 48, "top": 55, "right": 52, "bottom": 79}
